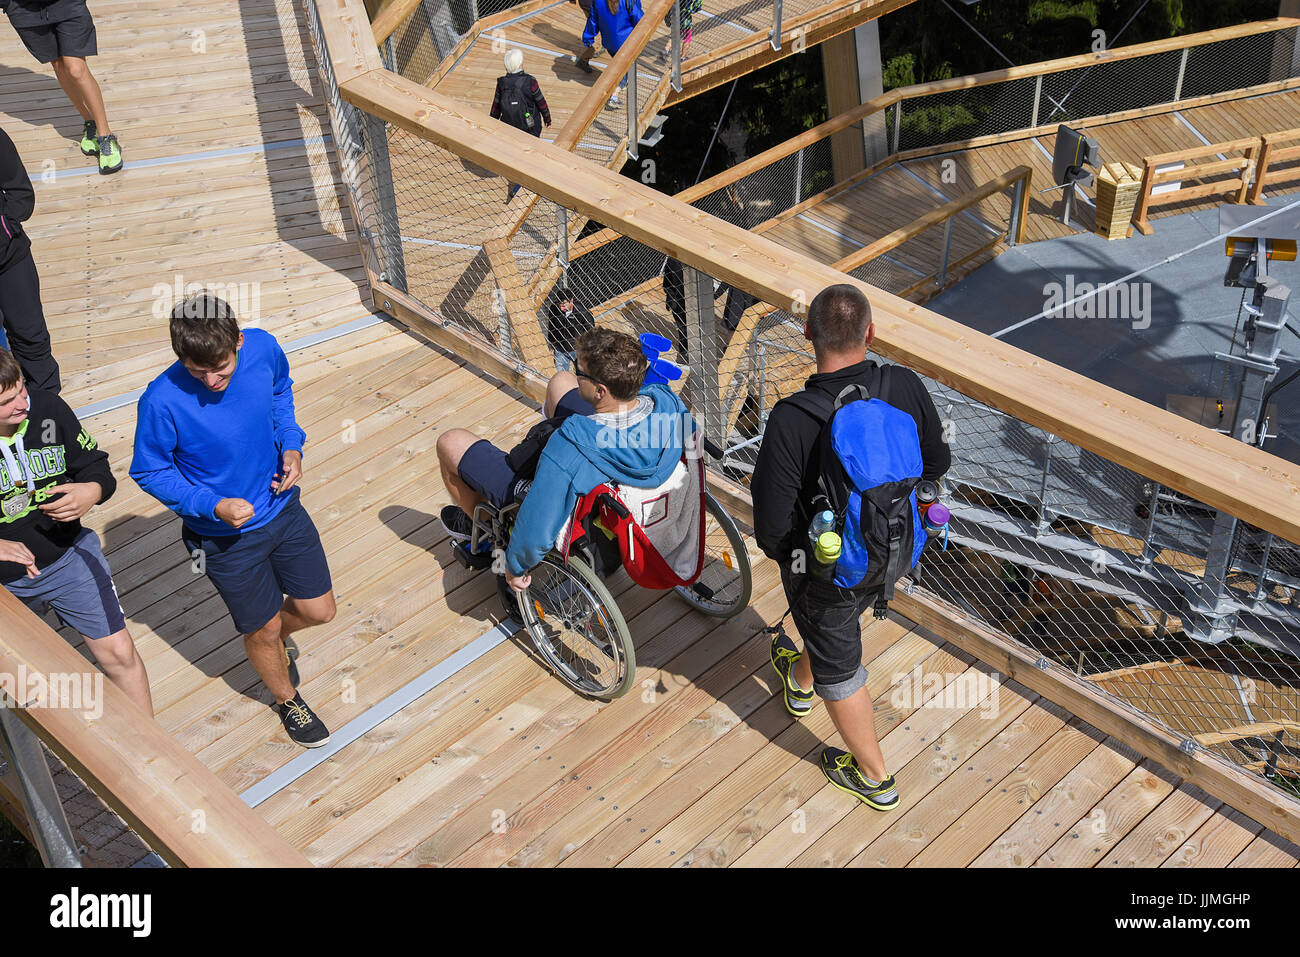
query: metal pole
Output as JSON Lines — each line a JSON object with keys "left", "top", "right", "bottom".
{"left": 362, "top": 111, "right": 408, "bottom": 290}
{"left": 626, "top": 58, "right": 640, "bottom": 161}
{"left": 937, "top": 218, "right": 954, "bottom": 289}
{"left": 382, "top": 35, "right": 397, "bottom": 72}
{"left": 891, "top": 101, "right": 901, "bottom": 154}
{"left": 0, "top": 710, "right": 81, "bottom": 868}
{"left": 683, "top": 267, "right": 723, "bottom": 445}
{"left": 556, "top": 205, "right": 569, "bottom": 278}
{"left": 1035, "top": 436, "right": 1054, "bottom": 533}
{"left": 770, "top": 0, "right": 783, "bottom": 52}
{"left": 794, "top": 147, "right": 804, "bottom": 206}
{"left": 1173, "top": 47, "right": 1189, "bottom": 102}
{"left": 1254, "top": 533, "right": 1276, "bottom": 600}
{"left": 670, "top": 0, "right": 682, "bottom": 93}
{"left": 1030, "top": 75, "right": 1042, "bottom": 128}
{"left": 1007, "top": 176, "right": 1024, "bottom": 247}
{"left": 1138, "top": 482, "right": 1161, "bottom": 565}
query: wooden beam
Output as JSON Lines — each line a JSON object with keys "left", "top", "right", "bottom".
{"left": 319, "top": 0, "right": 385, "bottom": 84}
{"left": 0, "top": 590, "right": 309, "bottom": 867}
{"left": 371, "top": 0, "right": 422, "bottom": 45}
{"left": 341, "top": 68, "right": 1300, "bottom": 547}
{"left": 483, "top": 237, "right": 557, "bottom": 378}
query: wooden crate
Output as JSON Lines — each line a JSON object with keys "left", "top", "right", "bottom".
{"left": 1095, "top": 161, "right": 1144, "bottom": 240}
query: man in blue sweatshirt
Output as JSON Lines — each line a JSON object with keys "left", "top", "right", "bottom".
{"left": 130, "top": 295, "right": 336, "bottom": 748}
{"left": 436, "top": 327, "right": 690, "bottom": 592}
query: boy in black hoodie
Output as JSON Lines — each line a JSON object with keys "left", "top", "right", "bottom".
{"left": 0, "top": 349, "right": 152, "bottom": 715}
{"left": 0, "top": 127, "right": 60, "bottom": 395}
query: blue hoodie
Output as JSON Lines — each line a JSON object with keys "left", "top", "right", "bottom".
{"left": 505, "top": 382, "right": 692, "bottom": 576}
{"left": 130, "top": 328, "right": 306, "bottom": 537}
{"left": 582, "top": 0, "right": 643, "bottom": 54}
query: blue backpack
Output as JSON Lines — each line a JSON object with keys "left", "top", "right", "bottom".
{"left": 782, "top": 365, "right": 927, "bottom": 617}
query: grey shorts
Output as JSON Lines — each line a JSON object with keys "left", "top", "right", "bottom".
{"left": 779, "top": 564, "right": 872, "bottom": 701}
{"left": 5, "top": 528, "right": 126, "bottom": 640}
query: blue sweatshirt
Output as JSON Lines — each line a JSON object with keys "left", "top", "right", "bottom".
{"left": 130, "top": 328, "right": 306, "bottom": 537}
{"left": 506, "top": 382, "right": 691, "bottom": 576}
{"left": 582, "top": 0, "right": 643, "bottom": 53}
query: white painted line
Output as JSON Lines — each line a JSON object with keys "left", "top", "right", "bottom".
{"left": 32, "top": 135, "right": 334, "bottom": 184}
{"left": 239, "top": 616, "right": 520, "bottom": 807}
{"left": 74, "top": 313, "right": 386, "bottom": 419}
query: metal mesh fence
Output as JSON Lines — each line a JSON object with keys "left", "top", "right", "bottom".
{"left": 312, "top": 0, "right": 1300, "bottom": 797}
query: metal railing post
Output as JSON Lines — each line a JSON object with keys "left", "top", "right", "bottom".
{"left": 683, "top": 266, "right": 723, "bottom": 445}
{"left": 937, "top": 218, "right": 954, "bottom": 289}
{"left": 1173, "top": 47, "right": 1189, "bottom": 101}
{"left": 1035, "top": 436, "right": 1054, "bottom": 533}
{"left": 363, "top": 111, "right": 408, "bottom": 290}
{"left": 382, "top": 35, "right": 397, "bottom": 72}
{"left": 891, "top": 100, "right": 901, "bottom": 154}
{"left": 1030, "top": 75, "right": 1042, "bottom": 128}
{"left": 670, "top": 0, "right": 682, "bottom": 93}
{"left": 770, "top": 0, "right": 782, "bottom": 51}
{"left": 626, "top": 58, "right": 640, "bottom": 161}
{"left": 0, "top": 710, "right": 81, "bottom": 868}
{"left": 794, "top": 147, "right": 804, "bottom": 206}
{"left": 556, "top": 205, "right": 569, "bottom": 277}
{"left": 1007, "top": 176, "right": 1025, "bottom": 247}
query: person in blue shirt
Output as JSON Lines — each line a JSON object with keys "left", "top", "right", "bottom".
{"left": 130, "top": 294, "right": 336, "bottom": 748}
{"left": 575, "top": 0, "right": 644, "bottom": 110}
{"left": 436, "top": 327, "right": 690, "bottom": 592}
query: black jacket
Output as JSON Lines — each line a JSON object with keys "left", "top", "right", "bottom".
{"left": 751, "top": 359, "right": 951, "bottom": 564}
{"left": 0, "top": 388, "right": 116, "bottom": 583}
{"left": 0, "top": 127, "right": 33, "bottom": 275}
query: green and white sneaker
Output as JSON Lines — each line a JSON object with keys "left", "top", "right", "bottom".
{"left": 769, "top": 628, "right": 814, "bottom": 717}
{"left": 820, "top": 746, "right": 899, "bottom": 811}
{"left": 96, "top": 134, "right": 123, "bottom": 174}
{"left": 79, "top": 120, "right": 98, "bottom": 156}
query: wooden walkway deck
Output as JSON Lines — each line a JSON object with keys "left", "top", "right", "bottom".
{"left": 768, "top": 87, "right": 1300, "bottom": 280}
{"left": 0, "top": 0, "right": 1296, "bottom": 867}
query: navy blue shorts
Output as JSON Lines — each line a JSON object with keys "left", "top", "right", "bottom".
{"left": 181, "top": 494, "right": 332, "bottom": 635}
{"left": 458, "top": 388, "right": 594, "bottom": 507}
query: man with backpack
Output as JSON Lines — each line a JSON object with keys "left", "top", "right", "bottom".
{"left": 490, "top": 49, "right": 551, "bottom": 202}
{"left": 752, "top": 284, "right": 950, "bottom": 811}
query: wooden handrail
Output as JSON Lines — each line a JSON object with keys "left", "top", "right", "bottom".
{"left": 343, "top": 65, "right": 1300, "bottom": 547}
{"left": 1248, "top": 126, "right": 1300, "bottom": 203}
{"left": 371, "top": 0, "right": 422, "bottom": 43}
{"left": 0, "top": 590, "right": 309, "bottom": 867}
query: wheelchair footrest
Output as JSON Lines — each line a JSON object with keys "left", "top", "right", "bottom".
{"left": 452, "top": 540, "right": 495, "bottom": 571}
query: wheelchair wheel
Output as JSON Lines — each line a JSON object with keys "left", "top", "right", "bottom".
{"left": 674, "top": 493, "right": 752, "bottom": 618}
{"left": 514, "top": 552, "right": 636, "bottom": 700}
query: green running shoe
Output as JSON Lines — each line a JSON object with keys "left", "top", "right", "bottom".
{"left": 79, "top": 120, "right": 98, "bottom": 156}
{"left": 96, "top": 134, "right": 123, "bottom": 174}
{"left": 769, "top": 627, "right": 814, "bottom": 717}
{"left": 820, "top": 746, "right": 899, "bottom": 811}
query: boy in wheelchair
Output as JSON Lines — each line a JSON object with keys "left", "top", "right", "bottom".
{"left": 435, "top": 327, "right": 696, "bottom": 594}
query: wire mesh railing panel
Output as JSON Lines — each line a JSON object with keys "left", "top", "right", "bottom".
{"left": 386, "top": 0, "right": 462, "bottom": 82}
{"left": 679, "top": 0, "right": 774, "bottom": 61}
{"left": 1181, "top": 27, "right": 1300, "bottom": 100}
{"left": 1038, "top": 51, "right": 1186, "bottom": 126}
{"left": 894, "top": 77, "right": 1039, "bottom": 153}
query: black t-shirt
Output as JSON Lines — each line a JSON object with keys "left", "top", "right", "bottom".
{"left": 0, "top": 388, "right": 116, "bottom": 583}
{"left": 751, "top": 359, "right": 951, "bottom": 564}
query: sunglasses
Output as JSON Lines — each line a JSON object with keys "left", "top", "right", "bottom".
{"left": 573, "top": 365, "right": 603, "bottom": 388}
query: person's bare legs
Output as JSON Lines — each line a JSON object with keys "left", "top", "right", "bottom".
{"left": 435, "top": 428, "right": 487, "bottom": 517}
{"left": 544, "top": 370, "right": 579, "bottom": 418}
{"left": 244, "top": 614, "right": 294, "bottom": 704}
{"left": 52, "top": 56, "right": 110, "bottom": 134}
{"left": 85, "top": 628, "right": 153, "bottom": 716}
{"left": 793, "top": 646, "right": 888, "bottom": 782}
{"left": 277, "top": 590, "right": 336, "bottom": 673}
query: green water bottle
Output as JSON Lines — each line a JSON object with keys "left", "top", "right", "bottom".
{"left": 811, "top": 530, "right": 841, "bottom": 581}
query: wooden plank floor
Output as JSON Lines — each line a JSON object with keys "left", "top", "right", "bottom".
{"left": 2, "top": 0, "right": 373, "bottom": 410}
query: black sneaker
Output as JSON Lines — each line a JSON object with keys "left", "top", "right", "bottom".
{"left": 277, "top": 693, "right": 330, "bottom": 748}
{"left": 769, "top": 628, "right": 814, "bottom": 717}
{"left": 820, "top": 746, "right": 898, "bottom": 811}
{"left": 440, "top": 504, "right": 473, "bottom": 543}
{"left": 284, "top": 642, "right": 300, "bottom": 688}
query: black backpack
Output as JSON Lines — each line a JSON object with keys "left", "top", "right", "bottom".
{"left": 780, "top": 365, "right": 927, "bottom": 617}
{"left": 497, "top": 74, "right": 537, "bottom": 132}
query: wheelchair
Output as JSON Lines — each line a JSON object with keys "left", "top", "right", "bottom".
{"left": 452, "top": 474, "right": 753, "bottom": 700}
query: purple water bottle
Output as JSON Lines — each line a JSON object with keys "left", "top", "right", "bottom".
{"left": 923, "top": 502, "right": 950, "bottom": 550}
